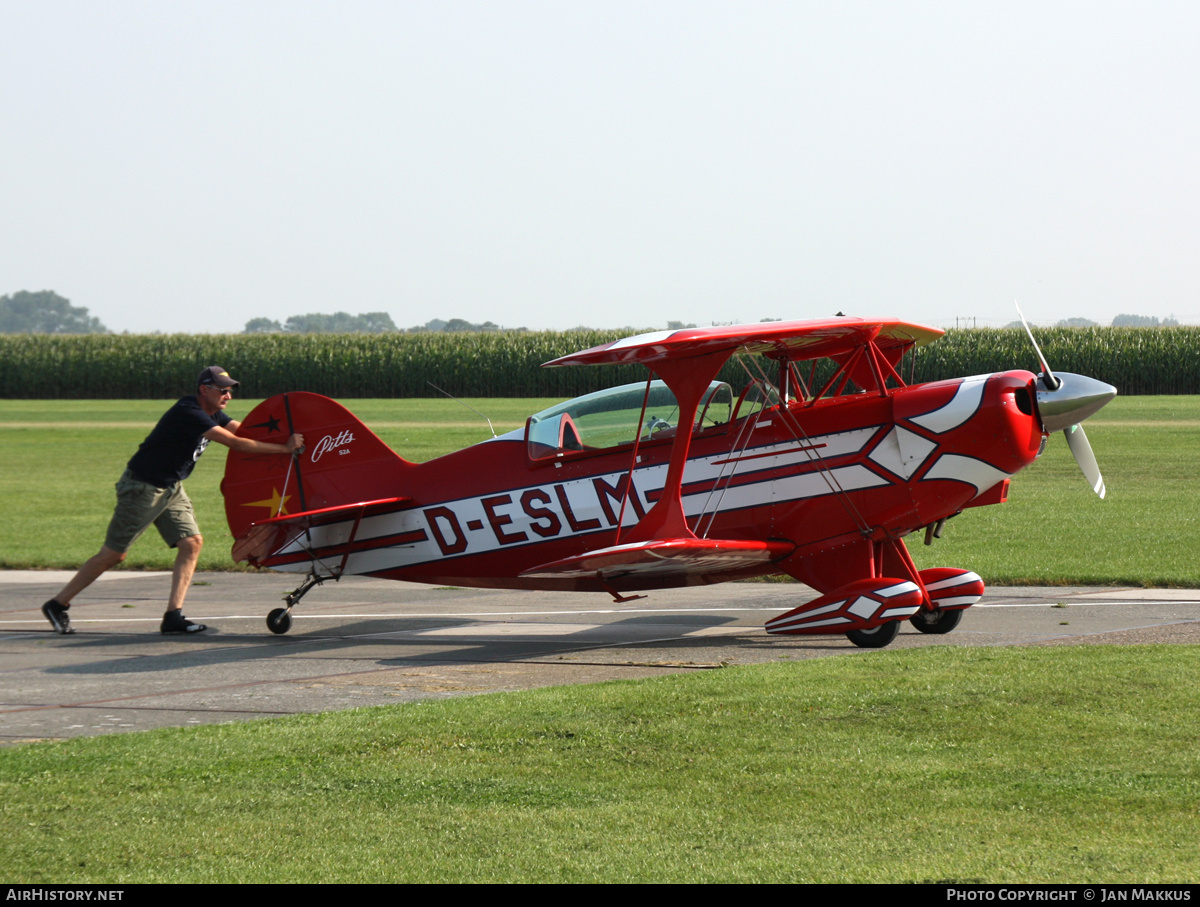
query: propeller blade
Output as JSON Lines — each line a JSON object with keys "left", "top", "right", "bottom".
{"left": 1015, "top": 301, "right": 1060, "bottom": 390}
{"left": 1063, "top": 423, "right": 1105, "bottom": 499}
{"left": 1014, "top": 303, "right": 1112, "bottom": 499}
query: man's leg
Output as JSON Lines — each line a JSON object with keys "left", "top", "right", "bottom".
{"left": 46, "top": 470, "right": 164, "bottom": 626}
{"left": 44, "top": 545, "right": 128, "bottom": 634}
{"left": 167, "top": 534, "right": 203, "bottom": 613}
{"left": 160, "top": 534, "right": 208, "bottom": 634}
{"left": 54, "top": 546, "right": 127, "bottom": 606}
{"left": 44, "top": 471, "right": 186, "bottom": 635}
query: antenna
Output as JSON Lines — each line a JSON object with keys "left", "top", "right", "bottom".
{"left": 426, "top": 381, "right": 497, "bottom": 438}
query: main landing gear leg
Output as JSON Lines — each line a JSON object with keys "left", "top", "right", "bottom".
{"left": 267, "top": 573, "right": 326, "bottom": 635}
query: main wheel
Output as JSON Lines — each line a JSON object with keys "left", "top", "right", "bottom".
{"left": 909, "top": 608, "right": 963, "bottom": 635}
{"left": 267, "top": 607, "right": 293, "bottom": 635}
{"left": 846, "top": 619, "right": 900, "bottom": 649}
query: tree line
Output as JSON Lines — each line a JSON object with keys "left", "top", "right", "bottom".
{"left": 0, "top": 288, "right": 1187, "bottom": 336}
{"left": 0, "top": 291, "right": 108, "bottom": 333}
{"left": 1038, "top": 314, "right": 1181, "bottom": 328}
{"left": 244, "top": 314, "right": 525, "bottom": 334}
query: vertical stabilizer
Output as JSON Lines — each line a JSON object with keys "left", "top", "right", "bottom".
{"left": 222, "top": 392, "right": 414, "bottom": 543}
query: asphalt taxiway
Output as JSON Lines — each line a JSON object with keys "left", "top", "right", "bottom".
{"left": 2, "top": 569, "right": 1198, "bottom": 743}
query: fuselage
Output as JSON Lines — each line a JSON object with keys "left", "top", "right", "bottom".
{"left": 262, "top": 369, "right": 1045, "bottom": 592}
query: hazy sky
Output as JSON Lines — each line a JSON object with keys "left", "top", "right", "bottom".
{"left": 3, "top": 1, "right": 1198, "bottom": 334}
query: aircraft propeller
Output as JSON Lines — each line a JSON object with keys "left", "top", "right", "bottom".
{"left": 1015, "top": 303, "right": 1116, "bottom": 498}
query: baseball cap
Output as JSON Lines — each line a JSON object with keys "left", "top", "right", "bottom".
{"left": 198, "top": 366, "right": 240, "bottom": 388}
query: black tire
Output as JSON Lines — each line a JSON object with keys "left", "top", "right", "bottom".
{"left": 846, "top": 619, "right": 900, "bottom": 649}
{"left": 267, "top": 608, "right": 292, "bottom": 635}
{"left": 909, "top": 608, "right": 963, "bottom": 635}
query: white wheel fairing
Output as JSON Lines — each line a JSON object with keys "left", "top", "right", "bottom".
{"left": 766, "top": 579, "right": 922, "bottom": 635}
{"left": 923, "top": 570, "right": 982, "bottom": 591}
{"left": 918, "top": 568, "right": 985, "bottom": 611}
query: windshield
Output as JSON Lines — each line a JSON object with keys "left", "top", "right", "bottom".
{"left": 527, "top": 379, "right": 732, "bottom": 455}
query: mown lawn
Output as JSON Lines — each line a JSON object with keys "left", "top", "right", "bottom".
{"left": 2, "top": 646, "right": 1198, "bottom": 883}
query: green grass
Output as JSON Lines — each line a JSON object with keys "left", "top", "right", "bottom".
{"left": 2, "top": 646, "right": 1197, "bottom": 883}
{"left": 1, "top": 396, "right": 1197, "bottom": 584}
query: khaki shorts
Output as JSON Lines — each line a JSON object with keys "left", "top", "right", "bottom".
{"left": 104, "top": 469, "right": 201, "bottom": 553}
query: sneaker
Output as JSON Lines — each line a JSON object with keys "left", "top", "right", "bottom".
{"left": 42, "top": 599, "right": 74, "bottom": 635}
{"left": 160, "top": 610, "right": 208, "bottom": 634}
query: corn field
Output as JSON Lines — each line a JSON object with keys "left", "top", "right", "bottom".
{"left": 905, "top": 326, "right": 1200, "bottom": 395}
{"left": 1, "top": 327, "right": 1197, "bottom": 399}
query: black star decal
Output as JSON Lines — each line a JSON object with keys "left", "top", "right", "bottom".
{"left": 251, "top": 414, "right": 282, "bottom": 434}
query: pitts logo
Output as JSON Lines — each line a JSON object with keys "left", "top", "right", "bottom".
{"left": 311, "top": 430, "right": 356, "bottom": 463}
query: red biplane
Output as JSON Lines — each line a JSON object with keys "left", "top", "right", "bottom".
{"left": 221, "top": 316, "right": 1115, "bottom": 647}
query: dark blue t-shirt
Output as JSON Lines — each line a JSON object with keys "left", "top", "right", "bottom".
{"left": 127, "top": 396, "right": 233, "bottom": 487}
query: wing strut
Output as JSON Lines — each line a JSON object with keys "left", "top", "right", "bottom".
{"left": 620, "top": 350, "right": 730, "bottom": 543}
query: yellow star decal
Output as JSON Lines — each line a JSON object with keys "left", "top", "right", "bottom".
{"left": 243, "top": 487, "right": 291, "bottom": 516}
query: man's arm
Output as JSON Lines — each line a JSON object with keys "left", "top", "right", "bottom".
{"left": 204, "top": 424, "right": 304, "bottom": 456}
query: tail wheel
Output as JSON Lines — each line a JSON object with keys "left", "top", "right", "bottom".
{"left": 267, "top": 608, "right": 293, "bottom": 635}
{"left": 846, "top": 620, "right": 900, "bottom": 649}
{"left": 909, "top": 607, "right": 963, "bottom": 635}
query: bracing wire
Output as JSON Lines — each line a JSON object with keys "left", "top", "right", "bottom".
{"left": 694, "top": 381, "right": 772, "bottom": 539}
{"left": 736, "top": 352, "right": 874, "bottom": 537}
{"left": 613, "top": 371, "right": 654, "bottom": 544}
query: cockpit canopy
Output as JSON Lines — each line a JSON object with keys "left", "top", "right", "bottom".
{"left": 525, "top": 379, "right": 734, "bottom": 460}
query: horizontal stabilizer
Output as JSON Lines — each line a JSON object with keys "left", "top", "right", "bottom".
{"left": 766, "top": 577, "right": 923, "bottom": 635}
{"left": 233, "top": 497, "right": 410, "bottom": 567}
{"left": 520, "top": 538, "right": 795, "bottom": 583}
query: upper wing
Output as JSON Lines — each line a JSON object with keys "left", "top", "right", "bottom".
{"left": 543, "top": 317, "right": 943, "bottom": 368}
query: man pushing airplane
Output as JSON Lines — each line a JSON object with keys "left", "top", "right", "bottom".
{"left": 42, "top": 366, "right": 304, "bottom": 635}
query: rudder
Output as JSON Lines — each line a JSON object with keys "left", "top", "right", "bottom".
{"left": 222, "top": 392, "right": 414, "bottom": 544}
